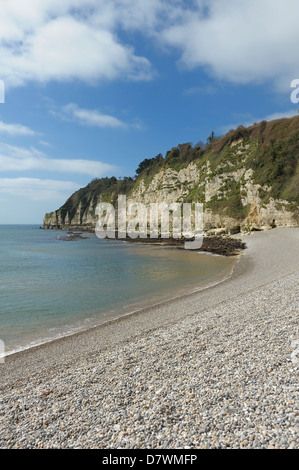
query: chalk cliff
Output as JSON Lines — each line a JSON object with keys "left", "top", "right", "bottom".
{"left": 44, "top": 116, "right": 299, "bottom": 235}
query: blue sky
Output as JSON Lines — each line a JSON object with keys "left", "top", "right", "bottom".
{"left": 0, "top": 0, "right": 298, "bottom": 224}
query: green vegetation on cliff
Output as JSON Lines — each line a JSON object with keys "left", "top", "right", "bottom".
{"left": 44, "top": 116, "right": 299, "bottom": 229}
{"left": 58, "top": 176, "right": 135, "bottom": 223}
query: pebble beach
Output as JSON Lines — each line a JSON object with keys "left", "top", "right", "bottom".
{"left": 0, "top": 227, "right": 298, "bottom": 449}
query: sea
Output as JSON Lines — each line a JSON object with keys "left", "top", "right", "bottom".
{"left": 0, "top": 225, "right": 236, "bottom": 357}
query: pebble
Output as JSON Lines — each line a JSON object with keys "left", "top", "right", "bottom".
{"left": 0, "top": 272, "right": 298, "bottom": 449}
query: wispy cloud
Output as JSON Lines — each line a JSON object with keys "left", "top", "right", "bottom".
{"left": 262, "top": 110, "right": 299, "bottom": 122}
{"left": 60, "top": 103, "right": 128, "bottom": 129}
{"left": 0, "top": 120, "right": 37, "bottom": 136}
{"left": 50, "top": 102, "right": 144, "bottom": 130}
{"left": 183, "top": 85, "right": 219, "bottom": 96}
{"left": 0, "top": 177, "right": 80, "bottom": 200}
{"left": 39, "top": 140, "right": 51, "bottom": 147}
{"left": 0, "top": 142, "right": 118, "bottom": 177}
{"left": 219, "top": 109, "right": 299, "bottom": 134}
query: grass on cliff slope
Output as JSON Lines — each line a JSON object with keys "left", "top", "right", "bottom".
{"left": 202, "top": 117, "right": 299, "bottom": 217}
{"left": 59, "top": 176, "right": 135, "bottom": 224}
{"left": 55, "top": 116, "right": 299, "bottom": 223}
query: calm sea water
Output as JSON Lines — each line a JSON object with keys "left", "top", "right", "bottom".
{"left": 0, "top": 225, "right": 235, "bottom": 356}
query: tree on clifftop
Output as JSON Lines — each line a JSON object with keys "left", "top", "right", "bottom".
{"left": 135, "top": 154, "right": 164, "bottom": 176}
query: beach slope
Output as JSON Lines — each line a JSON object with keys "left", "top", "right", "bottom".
{"left": 0, "top": 227, "right": 298, "bottom": 449}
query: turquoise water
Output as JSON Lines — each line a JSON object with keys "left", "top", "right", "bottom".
{"left": 0, "top": 225, "right": 235, "bottom": 355}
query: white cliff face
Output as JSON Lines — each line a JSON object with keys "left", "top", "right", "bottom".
{"left": 128, "top": 163, "right": 200, "bottom": 206}
{"left": 43, "top": 212, "right": 57, "bottom": 227}
{"left": 246, "top": 198, "right": 298, "bottom": 230}
{"left": 126, "top": 157, "right": 297, "bottom": 232}
{"left": 43, "top": 142, "right": 298, "bottom": 233}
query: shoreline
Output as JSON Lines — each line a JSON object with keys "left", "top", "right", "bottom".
{"left": 44, "top": 225, "right": 247, "bottom": 257}
{"left": 1, "top": 234, "right": 238, "bottom": 360}
{"left": 2, "top": 250, "right": 238, "bottom": 361}
{"left": 1, "top": 227, "right": 298, "bottom": 449}
{"left": 1, "top": 227, "right": 296, "bottom": 378}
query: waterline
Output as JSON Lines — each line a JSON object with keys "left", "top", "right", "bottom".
{"left": 0, "top": 225, "right": 235, "bottom": 357}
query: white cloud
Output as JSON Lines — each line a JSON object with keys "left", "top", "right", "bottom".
{"left": 0, "top": 120, "right": 37, "bottom": 136}
{"left": 0, "top": 177, "right": 80, "bottom": 200}
{"left": 91, "top": 0, "right": 175, "bottom": 33}
{"left": 0, "top": 1, "right": 155, "bottom": 87}
{"left": 1, "top": 0, "right": 297, "bottom": 92}
{"left": 50, "top": 102, "right": 144, "bottom": 130}
{"left": 60, "top": 103, "right": 127, "bottom": 129}
{"left": 162, "top": 0, "right": 299, "bottom": 91}
{"left": 39, "top": 140, "right": 51, "bottom": 147}
{"left": 0, "top": 142, "right": 117, "bottom": 177}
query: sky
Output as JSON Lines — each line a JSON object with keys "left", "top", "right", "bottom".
{"left": 0, "top": 0, "right": 299, "bottom": 224}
